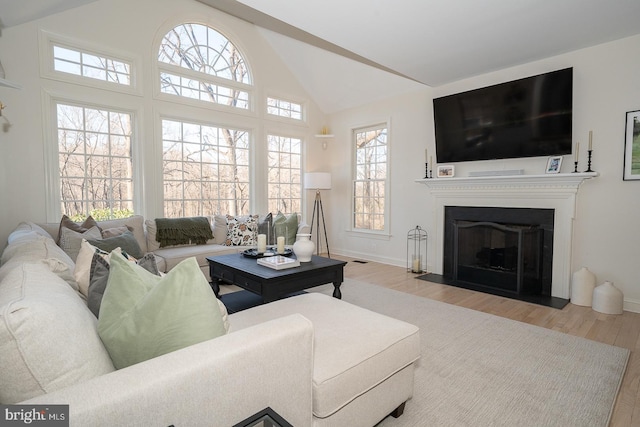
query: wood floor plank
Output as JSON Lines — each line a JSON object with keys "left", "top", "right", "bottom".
{"left": 337, "top": 255, "right": 640, "bottom": 427}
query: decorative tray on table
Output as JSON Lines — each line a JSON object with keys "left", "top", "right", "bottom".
{"left": 241, "top": 247, "right": 293, "bottom": 258}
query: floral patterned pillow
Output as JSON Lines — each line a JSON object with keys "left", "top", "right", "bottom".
{"left": 225, "top": 215, "right": 259, "bottom": 246}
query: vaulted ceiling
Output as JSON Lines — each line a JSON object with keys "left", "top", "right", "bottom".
{"left": 2, "top": 0, "right": 640, "bottom": 113}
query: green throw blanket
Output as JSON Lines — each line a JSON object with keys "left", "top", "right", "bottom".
{"left": 155, "top": 217, "right": 214, "bottom": 248}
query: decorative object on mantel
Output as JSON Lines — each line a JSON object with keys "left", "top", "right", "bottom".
{"left": 314, "top": 126, "right": 334, "bottom": 150}
{"left": 585, "top": 130, "right": 595, "bottom": 173}
{"left": 623, "top": 110, "right": 640, "bottom": 180}
{"left": 570, "top": 267, "right": 596, "bottom": 306}
{"left": 592, "top": 281, "right": 624, "bottom": 314}
{"left": 545, "top": 156, "right": 562, "bottom": 174}
{"left": 437, "top": 164, "right": 455, "bottom": 178}
{"left": 573, "top": 141, "right": 580, "bottom": 173}
{"left": 423, "top": 149, "right": 432, "bottom": 178}
{"left": 407, "top": 226, "right": 427, "bottom": 273}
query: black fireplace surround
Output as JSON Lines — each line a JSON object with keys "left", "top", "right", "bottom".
{"left": 440, "top": 206, "right": 559, "bottom": 305}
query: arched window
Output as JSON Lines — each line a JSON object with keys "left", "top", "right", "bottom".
{"left": 158, "top": 23, "right": 251, "bottom": 109}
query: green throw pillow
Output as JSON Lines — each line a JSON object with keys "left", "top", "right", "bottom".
{"left": 88, "top": 230, "right": 144, "bottom": 259}
{"left": 273, "top": 212, "right": 298, "bottom": 245}
{"left": 97, "top": 252, "right": 226, "bottom": 369}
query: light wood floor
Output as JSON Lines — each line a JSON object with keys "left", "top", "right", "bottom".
{"left": 337, "top": 255, "right": 640, "bottom": 426}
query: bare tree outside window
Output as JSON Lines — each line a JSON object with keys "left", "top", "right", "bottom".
{"left": 158, "top": 23, "right": 250, "bottom": 108}
{"left": 57, "top": 103, "right": 134, "bottom": 221}
{"left": 162, "top": 120, "right": 250, "bottom": 218}
{"left": 158, "top": 24, "right": 253, "bottom": 216}
{"left": 267, "top": 134, "right": 302, "bottom": 215}
{"left": 353, "top": 126, "right": 387, "bottom": 231}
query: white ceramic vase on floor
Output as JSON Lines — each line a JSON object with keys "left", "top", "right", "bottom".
{"left": 570, "top": 267, "right": 596, "bottom": 307}
{"left": 293, "top": 233, "right": 315, "bottom": 262}
{"left": 592, "top": 281, "right": 624, "bottom": 315}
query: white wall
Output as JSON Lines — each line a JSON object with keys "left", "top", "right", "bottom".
{"left": 328, "top": 34, "right": 640, "bottom": 311}
{"left": 0, "top": 0, "right": 326, "bottom": 247}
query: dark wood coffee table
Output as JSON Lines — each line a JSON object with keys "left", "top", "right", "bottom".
{"left": 207, "top": 254, "right": 347, "bottom": 304}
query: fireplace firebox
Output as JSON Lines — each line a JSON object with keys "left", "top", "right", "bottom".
{"left": 443, "top": 206, "right": 555, "bottom": 298}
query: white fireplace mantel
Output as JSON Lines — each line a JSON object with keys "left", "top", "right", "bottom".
{"left": 415, "top": 172, "right": 598, "bottom": 299}
{"left": 415, "top": 172, "right": 597, "bottom": 192}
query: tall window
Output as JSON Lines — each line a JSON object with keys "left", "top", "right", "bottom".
{"left": 267, "top": 135, "right": 302, "bottom": 214}
{"left": 353, "top": 124, "right": 388, "bottom": 231}
{"left": 162, "top": 119, "right": 250, "bottom": 217}
{"left": 56, "top": 103, "right": 134, "bottom": 221}
{"left": 158, "top": 23, "right": 251, "bottom": 109}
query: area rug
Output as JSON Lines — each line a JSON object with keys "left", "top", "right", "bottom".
{"left": 310, "top": 280, "right": 629, "bottom": 427}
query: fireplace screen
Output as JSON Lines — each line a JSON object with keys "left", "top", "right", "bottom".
{"left": 453, "top": 221, "right": 543, "bottom": 294}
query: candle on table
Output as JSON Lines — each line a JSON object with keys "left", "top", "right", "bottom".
{"left": 277, "top": 236, "right": 285, "bottom": 254}
{"left": 589, "top": 131, "right": 593, "bottom": 150}
{"left": 257, "top": 234, "right": 267, "bottom": 253}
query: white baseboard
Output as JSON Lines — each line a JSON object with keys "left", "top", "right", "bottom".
{"left": 623, "top": 298, "right": 640, "bottom": 313}
{"left": 330, "top": 248, "right": 405, "bottom": 269}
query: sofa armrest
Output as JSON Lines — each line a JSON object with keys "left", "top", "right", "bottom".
{"left": 24, "top": 314, "right": 314, "bottom": 427}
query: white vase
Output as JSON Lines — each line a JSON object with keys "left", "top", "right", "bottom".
{"left": 293, "top": 233, "right": 315, "bottom": 262}
{"left": 592, "top": 281, "right": 624, "bottom": 315}
{"left": 571, "top": 267, "right": 596, "bottom": 307}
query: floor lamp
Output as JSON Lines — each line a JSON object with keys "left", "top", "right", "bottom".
{"left": 304, "top": 172, "right": 331, "bottom": 257}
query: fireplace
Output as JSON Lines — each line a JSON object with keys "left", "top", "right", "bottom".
{"left": 416, "top": 172, "right": 597, "bottom": 305}
{"left": 444, "top": 206, "right": 554, "bottom": 299}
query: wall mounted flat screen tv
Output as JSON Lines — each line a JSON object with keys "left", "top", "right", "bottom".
{"left": 433, "top": 68, "right": 573, "bottom": 163}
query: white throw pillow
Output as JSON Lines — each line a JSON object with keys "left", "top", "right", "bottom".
{"left": 74, "top": 239, "right": 105, "bottom": 298}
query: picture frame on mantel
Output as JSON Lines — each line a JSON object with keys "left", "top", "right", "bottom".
{"left": 623, "top": 109, "right": 640, "bottom": 180}
{"left": 545, "top": 156, "right": 562, "bottom": 174}
{"left": 437, "top": 165, "right": 455, "bottom": 178}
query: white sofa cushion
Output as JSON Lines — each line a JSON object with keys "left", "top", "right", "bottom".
{"left": 0, "top": 262, "right": 115, "bottom": 403}
{"left": 1, "top": 234, "right": 73, "bottom": 270}
{"left": 153, "top": 243, "right": 239, "bottom": 273}
{"left": 7, "top": 222, "right": 52, "bottom": 244}
{"left": 0, "top": 235, "right": 78, "bottom": 293}
{"left": 229, "top": 293, "right": 420, "bottom": 419}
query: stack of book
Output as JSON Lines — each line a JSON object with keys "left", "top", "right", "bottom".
{"left": 257, "top": 255, "right": 300, "bottom": 270}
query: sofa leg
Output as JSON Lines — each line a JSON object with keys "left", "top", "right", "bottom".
{"left": 390, "top": 402, "right": 406, "bottom": 418}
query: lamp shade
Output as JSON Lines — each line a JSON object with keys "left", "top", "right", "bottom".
{"left": 304, "top": 172, "right": 331, "bottom": 190}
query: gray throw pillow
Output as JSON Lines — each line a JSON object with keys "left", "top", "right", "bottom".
{"left": 87, "top": 252, "right": 160, "bottom": 317}
{"left": 88, "top": 230, "right": 144, "bottom": 259}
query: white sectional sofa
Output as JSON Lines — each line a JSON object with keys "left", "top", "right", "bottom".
{"left": 34, "top": 214, "right": 309, "bottom": 282}
{"left": 0, "top": 219, "right": 420, "bottom": 426}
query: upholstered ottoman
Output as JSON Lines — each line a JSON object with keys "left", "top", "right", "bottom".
{"left": 229, "top": 292, "right": 420, "bottom": 427}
